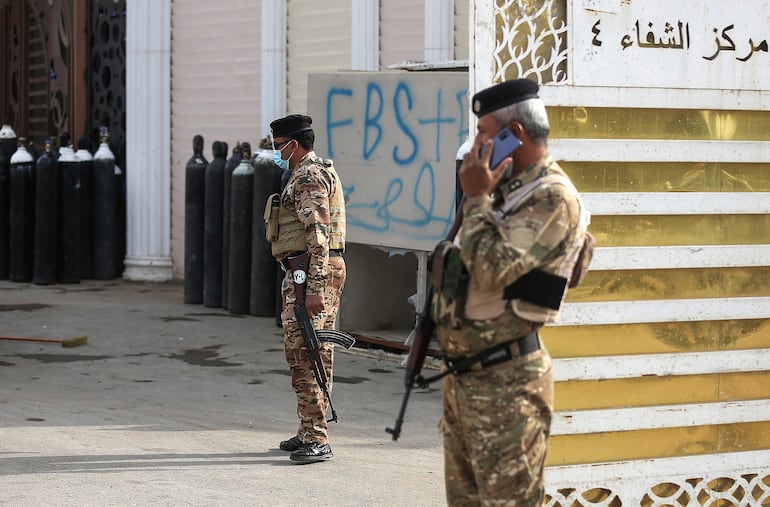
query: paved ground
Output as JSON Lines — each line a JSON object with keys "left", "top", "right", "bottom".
{"left": 0, "top": 280, "right": 446, "bottom": 506}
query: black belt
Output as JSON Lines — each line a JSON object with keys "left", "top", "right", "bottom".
{"left": 280, "top": 250, "right": 343, "bottom": 271}
{"left": 417, "top": 331, "right": 541, "bottom": 386}
{"left": 444, "top": 331, "right": 540, "bottom": 375}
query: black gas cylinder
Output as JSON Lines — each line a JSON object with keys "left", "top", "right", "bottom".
{"left": 183, "top": 134, "right": 208, "bottom": 304}
{"left": 227, "top": 142, "right": 253, "bottom": 315}
{"left": 34, "top": 140, "right": 58, "bottom": 285}
{"left": 203, "top": 140, "right": 227, "bottom": 307}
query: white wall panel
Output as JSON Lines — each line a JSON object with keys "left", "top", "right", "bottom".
{"left": 380, "top": 0, "right": 423, "bottom": 68}
{"left": 286, "top": 0, "right": 351, "bottom": 114}
{"left": 170, "top": 0, "right": 261, "bottom": 277}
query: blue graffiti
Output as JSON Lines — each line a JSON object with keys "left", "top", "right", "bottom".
{"left": 325, "top": 87, "right": 354, "bottom": 158}
{"left": 392, "top": 81, "right": 419, "bottom": 165}
{"left": 364, "top": 82, "right": 383, "bottom": 160}
{"left": 455, "top": 90, "right": 469, "bottom": 143}
{"left": 418, "top": 89, "right": 455, "bottom": 162}
{"left": 343, "top": 162, "right": 455, "bottom": 239}
{"left": 323, "top": 78, "right": 467, "bottom": 244}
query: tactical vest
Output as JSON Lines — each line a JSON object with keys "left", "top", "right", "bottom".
{"left": 266, "top": 156, "right": 346, "bottom": 258}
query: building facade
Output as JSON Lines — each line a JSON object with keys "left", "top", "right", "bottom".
{"left": 1, "top": 1, "right": 768, "bottom": 504}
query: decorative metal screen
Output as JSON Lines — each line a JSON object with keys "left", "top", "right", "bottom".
{"left": 87, "top": 0, "right": 126, "bottom": 169}
{"left": 493, "top": 0, "right": 568, "bottom": 84}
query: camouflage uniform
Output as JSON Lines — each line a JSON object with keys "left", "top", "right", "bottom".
{"left": 436, "top": 156, "right": 584, "bottom": 506}
{"left": 279, "top": 151, "right": 346, "bottom": 445}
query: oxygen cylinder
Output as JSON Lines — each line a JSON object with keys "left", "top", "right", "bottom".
{"left": 250, "top": 148, "right": 281, "bottom": 316}
{"left": 221, "top": 142, "right": 242, "bottom": 310}
{"left": 75, "top": 136, "right": 94, "bottom": 278}
{"left": 93, "top": 126, "right": 119, "bottom": 280}
{"left": 34, "top": 140, "right": 58, "bottom": 285}
{"left": 227, "top": 142, "right": 253, "bottom": 315}
{"left": 0, "top": 124, "right": 17, "bottom": 279}
{"left": 203, "top": 141, "right": 227, "bottom": 307}
{"left": 9, "top": 139, "right": 35, "bottom": 282}
{"left": 57, "top": 140, "right": 81, "bottom": 283}
{"left": 184, "top": 134, "right": 207, "bottom": 304}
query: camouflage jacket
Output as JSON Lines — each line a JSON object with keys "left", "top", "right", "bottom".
{"left": 458, "top": 155, "right": 586, "bottom": 324}
{"left": 280, "top": 151, "right": 346, "bottom": 296}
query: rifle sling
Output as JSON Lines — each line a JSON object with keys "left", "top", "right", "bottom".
{"left": 418, "top": 331, "right": 540, "bottom": 386}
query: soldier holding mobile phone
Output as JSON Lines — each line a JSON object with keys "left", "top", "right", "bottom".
{"left": 433, "top": 79, "right": 591, "bottom": 505}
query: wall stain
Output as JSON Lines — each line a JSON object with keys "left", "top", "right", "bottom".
{"left": 14, "top": 354, "right": 112, "bottom": 363}
{"left": 165, "top": 345, "right": 242, "bottom": 367}
{"left": 159, "top": 316, "right": 200, "bottom": 322}
{"left": 0, "top": 361, "right": 15, "bottom": 366}
{"left": 0, "top": 303, "right": 50, "bottom": 311}
{"left": 334, "top": 376, "right": 369, "bottom": 385}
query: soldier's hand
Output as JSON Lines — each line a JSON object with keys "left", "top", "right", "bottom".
{"left": 460, "top": 136, "right": 510, "bottom": 197}
{"left": 305, "top": 294, "right": 325, "bottom": 319}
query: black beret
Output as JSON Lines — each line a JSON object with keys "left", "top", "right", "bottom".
{"left": 270, "top": 114, "right": 313, "bottom": 138}
{"left": 472, "top": 79, "right": 539, "bottom": 117}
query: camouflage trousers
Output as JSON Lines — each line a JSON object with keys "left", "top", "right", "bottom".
{"left": 440, "top": 323, "right": 553, "bottom": 506}
{"left": 280, "top": 255, "right": 346, "bottom": 445}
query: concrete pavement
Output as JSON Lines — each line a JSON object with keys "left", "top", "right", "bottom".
{"left": 0, "top": 280, "right": 446, "bottom": 506}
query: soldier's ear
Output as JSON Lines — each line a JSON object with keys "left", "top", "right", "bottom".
{"left": 508, "top": 121, "right": 525, "bottom": 140}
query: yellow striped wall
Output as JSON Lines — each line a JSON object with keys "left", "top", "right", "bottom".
{"left": 475, "top": 1, "right": 770, "bottom": 504}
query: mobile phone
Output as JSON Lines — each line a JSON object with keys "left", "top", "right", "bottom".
{"left": 481, "top": 128, "right": 522, "bottom": 168}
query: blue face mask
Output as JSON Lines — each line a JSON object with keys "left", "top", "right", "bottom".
{"left": 273, "top": 149, "right": 289, "bottom": 170}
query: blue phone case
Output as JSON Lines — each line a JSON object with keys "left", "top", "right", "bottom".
{"left": 484, "top": 128, "right": 522, "bottom": 168}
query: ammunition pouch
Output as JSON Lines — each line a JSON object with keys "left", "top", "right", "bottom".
{"left": 430, "top": 240, "right": 469, "bottom": 329}
{"left": 263, "top": 193, "right": 280, "bottom": 243}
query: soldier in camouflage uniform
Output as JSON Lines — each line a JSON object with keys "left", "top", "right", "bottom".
{"left": 434, "top": 80, "right": 589, "bottom": 504}
{"left": 267, "top": 114, "right": 346, "bottom": 464}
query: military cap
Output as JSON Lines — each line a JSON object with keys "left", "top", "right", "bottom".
{"left": 270, "top": 114, "right": 313, "bottom": 138}
{"left": 471, "top": 79, "right": 539, "bottom": 117}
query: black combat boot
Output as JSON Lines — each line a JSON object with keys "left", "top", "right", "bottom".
{"left": 289, "top": 442, "right": 333, "bottom": 463}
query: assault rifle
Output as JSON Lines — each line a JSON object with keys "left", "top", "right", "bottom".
{"left": 386, "top": 203, "right": 465, "bottom": 441}
{"left": 286, "top": 252, "right": 352, "bottom": 423}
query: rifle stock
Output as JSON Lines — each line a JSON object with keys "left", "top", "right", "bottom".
{"left": 287, "top": 252, "right": 339, "bottom": 423}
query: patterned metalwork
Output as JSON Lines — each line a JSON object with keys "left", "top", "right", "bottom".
{"left": 546, "top": 472, "right": 770, "bottom": 506}
{"left": 0, "top": 0, "right": 71, "bottom": 140}
{"left": 493, "top": 0, "right": 568, "bottom": 84}
{"left": 87, "top": 0, "right": 125, "bottom": 168}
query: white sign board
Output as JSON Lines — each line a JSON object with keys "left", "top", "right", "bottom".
{"left": 572, "top": 0, "right": 770, "bottom": 90}
{"left": 308, "top": 72, "right": 469, "bottom": 251}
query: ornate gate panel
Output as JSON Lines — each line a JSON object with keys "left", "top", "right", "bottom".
{"left": 0, "top": 0, "right": 85, "bottom": 144}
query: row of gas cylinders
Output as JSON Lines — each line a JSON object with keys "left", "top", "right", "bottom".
{"left": 0, "top": 125, "right": 123, "bottom": 285}
{"left": 183, "top": 135, "right": 285, "bottom": 319}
